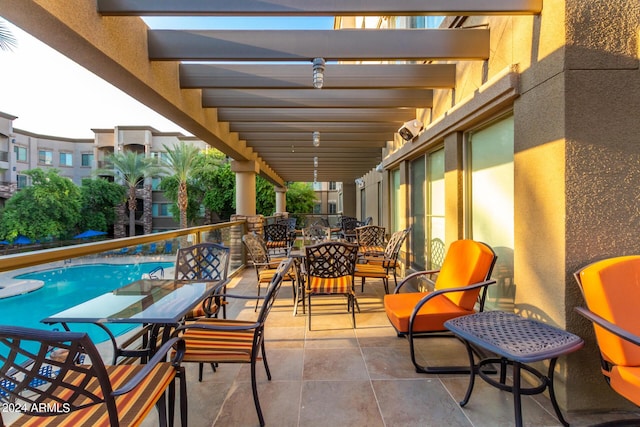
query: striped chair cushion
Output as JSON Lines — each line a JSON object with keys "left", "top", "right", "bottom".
{"left": 265, "top": 241, "right": 288, "bottom": 249}
{"left": 11, "top": 364, "right": 176, "bottom": 427}
{"left": 177, "top": 319, "right": 257, "bottom": 364}
{"left": 359, "top": 245, "right": 385, "bottom": 256}
{"left": 258, "top": 268, "right": 278, "bottom": 284}
{"left": 354, "top": 263, "right": 389, "bottom": 278}
{"left": 307, "top": 276, "right": 354, "bottom": 294}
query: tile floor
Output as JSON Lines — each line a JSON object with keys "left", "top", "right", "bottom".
{"left": 147, "top": 268, "right": 640, "bottom": 427}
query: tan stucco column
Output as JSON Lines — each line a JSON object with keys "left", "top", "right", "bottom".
{"left": 275, "top": 186, "right": 287, "bottom": 214}
{"left": 230, "top": 160, "right": 259, "bottom": 216}
{"left": 341, "top": 182, "right": 357, "bottom": 218}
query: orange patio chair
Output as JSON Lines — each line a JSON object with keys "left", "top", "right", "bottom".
{"left": 384, "top": 239, "right": 497, "bottom": 373}
{"left": 574, "top": 255, "right": 640, "bottom": 417}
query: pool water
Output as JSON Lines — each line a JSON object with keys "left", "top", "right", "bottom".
{"left": 3, "top": 262, "right": 174, "bottom": 344}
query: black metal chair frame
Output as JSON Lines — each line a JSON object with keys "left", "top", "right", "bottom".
{"left": 263, "top": 223, "right": 292, "bottom": 255}
{"left": 392, "top": 242, "right": 498, "bottom": 374}
{"left": 175, "top": 242, "right": 231, "bottom": 318}
{"left": 173, "top": 258, "right": 293, "bottom": 427}
{"left": 356, "top": 228, "right": 409, "bottom": 293}
{"left": 305, "top": 242, "right": 359, "bottom": 330}
{"left": 0, "top": 325, "right": 187, "bottom": 427}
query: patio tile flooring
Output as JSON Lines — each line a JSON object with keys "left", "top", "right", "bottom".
{"left": 146, "top": 268, "right": 639, "bottom": 427}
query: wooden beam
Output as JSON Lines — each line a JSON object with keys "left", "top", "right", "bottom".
{"left": 149, "top": 29, "right": 490, "bottom": 61}
{"left": 98, "top": 0, "right": 543, "bottom": 16}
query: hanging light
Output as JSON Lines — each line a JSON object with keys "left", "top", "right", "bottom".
{"left": 313, "top": 169, "right": 318, "bottom": 183}
{"left": 312, "top": 58, "right": 325, "bottom": 89}
{"left": 312, "top": 131, "right": 320, "bottom": 147}
{"left": 313, "top": 156, "right": 318, "bottom": 168}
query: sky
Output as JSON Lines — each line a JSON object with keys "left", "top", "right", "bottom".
{"left": 0, "top": 16, "right": 334, "bottom": 139}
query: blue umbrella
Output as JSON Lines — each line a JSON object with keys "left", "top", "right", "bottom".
{"left": 74, "top": 230, "right": 108, "bottom": 239}
{"left": 13, "top": 235, "right": 32, "bottom": 245}
{"left": 0, "top": 240, "right": 9, "bottom": 245}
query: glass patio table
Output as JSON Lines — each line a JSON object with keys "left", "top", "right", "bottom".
{"left": 42, "top": 278, "right": 226, "bottom": 363}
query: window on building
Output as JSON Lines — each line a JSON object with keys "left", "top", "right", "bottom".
{"left": 151, "top": 177, "right": 162, "bottom": 191}
{"left": 466, "top": 114, "right": 514, "bottom": 310}
{"left": 313, "top": 203, "right": 322, "bottom": 214}
{"left": 427, "top": 149, "right": 445, "bottom": 269}
{"left": 329, "top": 181, "right": 337, "bottom": 190}
{"left": 152, "top": 203, "right": 171, "bottom": 217}
{"left": 313, "top": 182, "right": 322, "bottom": 191}
{"left": 328, "top": 202, "right": 337, "bottom": 214}
{"left": 59, "top": 152, "right": 73, "bottom": 167}
{"left": 391, "top": 169, "right": 401, "bottom": 233}
{"left": 150, "top": 151, "right": 166, "bottom": 164}
{"left": 14, "top": 146, "right": 27, "bottom": 162}
{"left": 38, "top": 150, "right": 53, "bottom": 165}
{"left": 16, "top": 174, "right": 27, "bottom": 189}
{"left": 410, "top": 156, "right": 426, "bottom": 270}
{"left": 81, "top": 153, "right": 94, "bottom": 167}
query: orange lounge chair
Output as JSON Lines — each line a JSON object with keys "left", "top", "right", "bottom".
{"left": 574, "top": 256, "right": 640, "bottom": 419}
{"left": 384, "top": 239, "right": 497, "bottom": 373}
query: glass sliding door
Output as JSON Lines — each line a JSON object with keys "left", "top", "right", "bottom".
{"left": 467, "top": 115, "right": 514, "bottom": 311}
{"left": 410, "top": 156, "right": 426, "bottom": 270}
{"left": 427, "top": 149, "right": 445, "bottom": 269}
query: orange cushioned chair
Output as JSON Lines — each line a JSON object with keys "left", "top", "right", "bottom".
{"left": 574, "top": 255, "right": 640, "bottom": 415}
{"left": 384, "top": 239, "right": 497, "bottom": 373}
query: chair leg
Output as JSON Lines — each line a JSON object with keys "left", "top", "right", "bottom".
{"left": 408, "top": 332, "right": 483, "bottom": 374}
{"left": 251, "top": 357, "right": 266, "bottom": 426}
{"left": 361, "top": 277, "right": 365, "bottom": 292}
{"left": 307, "top": 293, "right": 312, "bottom": 330}
{"left": 156, "top": 389, "right": 168, "bottom": 427}
{"left": 177, "top": 367, "right": 188, "bottom": 427}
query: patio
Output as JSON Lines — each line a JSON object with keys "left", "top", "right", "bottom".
{"left": 143, "top": 268, "right": 638, "bottom": 427}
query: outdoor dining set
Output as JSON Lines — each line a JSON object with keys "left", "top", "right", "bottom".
{"left": 0, "top": 218, "right": 638, "bottom": 427}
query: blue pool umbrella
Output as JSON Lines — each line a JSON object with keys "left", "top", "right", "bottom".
{"left": 13, "top": 235, "right": 32, "bottom": 245}
{"left": 0, "top": 240, "right": 8, "bottom": 245}
{"left": 73, "top": 229, "right": 108, "bottom": 239}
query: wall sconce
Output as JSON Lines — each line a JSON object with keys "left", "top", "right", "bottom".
{"left": 355, "top": 178, "right": 365, "bottom": 188}
{"left": 313, "top": 156, "right": 318, "bottom": 168}
{"left": 312, "top": 131, "right": 320, "bottom": 147}
{"left": 312, "top": 58, "right": 325, "bottom": 89}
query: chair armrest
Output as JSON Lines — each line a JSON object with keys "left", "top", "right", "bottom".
{"left": 173, "top": 320, "right": 261, "bottom": 335}
{"left": 575, "top": 306, "right": 640, "bottom": 347}
{"left": 408, "top": 279, "right": 497, "bottom": 332}
{"left": 111, "top": 337, "right": 185, "bottom": 396}
{"left": 392, "top": 269, "right": 441, "bottom": 293}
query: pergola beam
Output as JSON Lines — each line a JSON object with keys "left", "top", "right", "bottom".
{"left": 230, "top": 122, "right": 400, "bottom": 133}
{"left": 98, "top": 0, "right": 543, "bottom": 16}
{"left": 217, "top": 108, "right": 416, "bottom": 122}
{"left": 149, "top": 29, "right": 489, "bottom": 61}
{"left": 180, "top": 63, "right": 456, "bottom": 89}
{"left": 204, "top": 89, "right": 433, "bottom": 108}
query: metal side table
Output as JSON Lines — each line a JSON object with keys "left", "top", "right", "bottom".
{"left": 445, "top": 311, "right": 584, "bottom": 427}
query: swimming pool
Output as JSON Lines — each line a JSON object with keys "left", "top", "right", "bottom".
{"left": 2, "top": 262, "right": 174, "bottom": 344}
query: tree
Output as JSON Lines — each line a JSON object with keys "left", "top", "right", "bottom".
{"left": 195, "top": 152, "right": 235, "bottom": 221}
{"left": 162, "top": 142, "right": 201, "bottom": 229}
{"left": 98, "top": 151, "right": 163, "bottom": 236}
{"left": 78, "top": 178, "right": 127, "bottom": 232}
{"left": 0, "top": 20, "right": 17, "bottom": 52}
{"left": 256, "top": 176, "right": 275, "bottom": 216}
{"left": 0, "top": 169, "right": 81, "bottom": 241}
{"left": 286, "top": 182, "right": 316, "bottom": 215}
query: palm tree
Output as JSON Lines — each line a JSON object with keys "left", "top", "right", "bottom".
{"left": 99, "top": 151, "right": 163, "bottom": 236}
{"left": 162, "top": 142, "right": 201, "bottom": 229}
{"left": 0, "top": 20, "right": 17, "bottom": 52}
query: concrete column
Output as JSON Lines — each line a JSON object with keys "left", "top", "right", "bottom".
{"left": 275, "top": 186, "right": 287, "bottom": 214}
{"left": 230, "top": 160, "right": 259, "bottom": 216}
{"left": 341, "top": 182, "right": 357, "bottom": 217}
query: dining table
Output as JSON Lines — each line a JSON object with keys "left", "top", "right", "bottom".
{"left": 41, "top": 278, "right": 227, "bottom": 364}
